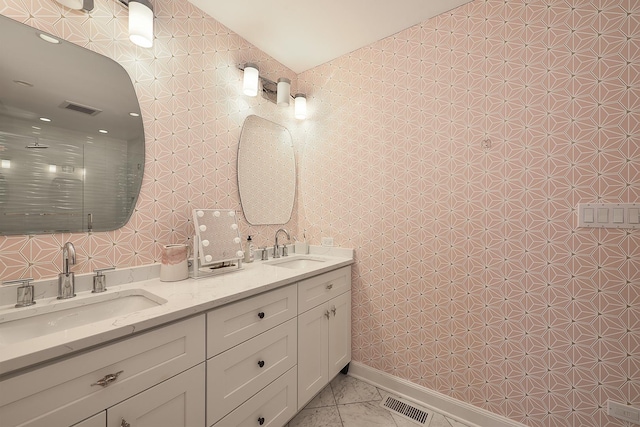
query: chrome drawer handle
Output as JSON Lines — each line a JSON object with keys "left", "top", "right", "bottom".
{"left": 331, "top": 306, "right": 336, "bottom": 316}
{"left": 258, "top": 360, "right": 265, "bottom": 368}
{"left": 258, "top": 417, "right": 265, "bottom": 425}
{"left": 121, "top": 418, "right": 130, "bottom": 427}
{"left": 325, "top": 310, "right": 330, "bottom": 319}
{"left": 91, "top": 370, "right": 124, "bottom": 387}
{"left": 258, "top": 311, "right": 265, "bottom": 319}
{"left": 326, "top": 283, "right": 333, "bottom": 290}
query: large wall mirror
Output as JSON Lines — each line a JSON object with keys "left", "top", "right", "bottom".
{"left": 0, "top": 15, "right": 145, "bottom": 235}
{"left": 237, "top": 115, "right": 295, "bottom": 225}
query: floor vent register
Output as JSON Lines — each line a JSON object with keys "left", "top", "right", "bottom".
{"left": 379, "top": 394, "right": 432, "bottom": 425}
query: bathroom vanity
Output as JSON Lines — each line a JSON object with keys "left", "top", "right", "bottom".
{"left": 0, "top": 248, "right": 353, "bottom": 427}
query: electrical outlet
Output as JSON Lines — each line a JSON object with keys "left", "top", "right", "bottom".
{"left": 608, "top": 400, "right": 640, "bottom": 424}
{"left": 321, "top": 237, "right": 334, "bottom": 247}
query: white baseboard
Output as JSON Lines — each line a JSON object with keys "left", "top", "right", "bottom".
{"left": 349, "top": 362, "right": 527, "bottom": 427}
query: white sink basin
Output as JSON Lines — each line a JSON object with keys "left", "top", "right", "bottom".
{"left": 266, "top": 256, "right": 327, "bottom": 269}
{"left": 0, "top": 289, "right": 167, "bottom": 346}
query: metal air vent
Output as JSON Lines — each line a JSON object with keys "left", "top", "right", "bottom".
{"left": 380, "top": 395, "right": 432, "bottom": 425}
{"left": 59, "top": 101, "right": 102, "bottom": 116}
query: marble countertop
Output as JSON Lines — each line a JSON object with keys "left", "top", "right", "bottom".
{"left": 0, "top": 246, "right": 353, "bottom": 376}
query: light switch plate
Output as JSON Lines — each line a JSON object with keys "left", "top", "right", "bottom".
{"left": 578, "top": 203, "right": 640, "bottom": 229}
{"left": 608, "top": 400, "right": 640, "bottom": 424}
{"left": 321, "top": 237, "right": 334, "bottom": 247}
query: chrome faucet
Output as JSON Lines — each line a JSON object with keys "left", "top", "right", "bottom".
{"left": 58, "top": 242, "right": 76, "bottom": 299}
{"left": 273, "top": 228, "right": 291, "bottom": 259}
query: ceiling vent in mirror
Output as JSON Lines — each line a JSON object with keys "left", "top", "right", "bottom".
{"left": 59, "top": 101, "right": 102, "bottom": 116}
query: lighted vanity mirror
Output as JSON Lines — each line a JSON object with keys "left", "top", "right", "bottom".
{"left": 0, "top": 15, "right": 145, "bottom": 235}
{"left": 237, "top": 115, "right": 295, "bottom": 225}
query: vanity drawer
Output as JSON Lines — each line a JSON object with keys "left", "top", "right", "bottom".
{"left": 207, "top": 318, "right": 297, "bottom": 426}
{"left": 0, "top": 315, "right": 205, "bottom": 427}
{"left": 208, "top": 283, "right": 297, "bottom": 357}
{"left": 213, "top": 366, "right": 297, "bottom": 427}
{"left": 298, "top": 266, "right": 351, "bottom": 313}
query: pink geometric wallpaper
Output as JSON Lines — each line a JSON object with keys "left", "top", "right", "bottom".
{"left": 0, "top": 0, "right": 299, "bottom": 280}
{"left": 297, "top": 0, "right": 639, "bottom": 426}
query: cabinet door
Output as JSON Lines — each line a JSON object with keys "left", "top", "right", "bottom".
{"left": 72, "top": 412, "right": 105, "bottom": 427}
{"left": 328, "top": 291, "right": 351, "bottom": 378}
{"left": 297, "top": 303, "right": 329, "bottom": 409}
{"left": 107, "top": 363, "right": 205, "bottom": 427}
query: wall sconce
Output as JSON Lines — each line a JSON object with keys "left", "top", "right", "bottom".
{"left": 240, "top": 64, "right": 307, "bottom": 119}
{"left": 277, "top": 78, "right": 291, "bottom": 107}
{"left": 294, "top": 94, "right": 307, "bottom": 120}
{"left": 126, "top": 0, "right": 154, "bottom": 48}
{"left": 242, "top": 63, "right": 260, "bottom": 97}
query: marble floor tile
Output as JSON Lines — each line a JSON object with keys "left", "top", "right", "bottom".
{"left": 390, "top": 412, "right": 426, "bottom": 427}
{"left": 288, "top": 374, "right": 473, "bottom": 427}
{"left": 446, "top": 418, "right": 470, "bottom": 427}
{"left": 338, "top": 401, "right": 396, "bottom": 427}
{"left": 306, "top": 384, "right": 336, "bottom": 409}
{"left": 288, "top": 406, "right": 343, "bottom": 427}
{"left": 330, "top": 374, "right": 382, "bottom": 404}
{"left": 429, "top": 413, "right": 454, "bottom": 427}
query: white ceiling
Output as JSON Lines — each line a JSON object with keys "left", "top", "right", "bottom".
{"left": 187, "top": 0, "right": 472, "bottom": 73}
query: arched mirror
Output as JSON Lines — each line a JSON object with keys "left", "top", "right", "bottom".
{"left": 237, "top": 115, "right": 295, "bottom": 225}
{"left": 0, "top": 15, "right": 145, "bottom": 235}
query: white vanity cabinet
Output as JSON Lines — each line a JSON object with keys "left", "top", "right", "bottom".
{"left": 297, "top": 267, "right": 352, "bottom": 409}
{"left": 1, "top": 260, "right": 353, "bottom": 427}
{"left": 0, "top": 315, "right": 206, "bottom": 427}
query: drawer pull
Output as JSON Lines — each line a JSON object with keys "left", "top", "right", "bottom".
{"left": 258, "top": 360, "right": 265, "bottom": 368}
{"left": 258, "top": 417, "right": 265, "bottom": 425}
{"left": 326, "top": 283, "right": 333, "bottom": 290}
{"left": 91, "top": 370, "right": 124, "bottom": 387}
{"left": 325, "top": 310, "right": 330, "bottom": 319}
{"left": 258, "top": 311, "right": 265, "bottom": 319}
{"left": 331, "top": 306, "right": 337, "bottom": 316}
{"left": 120, "top": 418, "right": 131, "bottom": 427}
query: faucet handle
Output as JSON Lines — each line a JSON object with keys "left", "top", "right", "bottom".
{"left": 93, "top": 267, "right": 115, "bottom": 293}
{"left": 3, "top": 278, "right": 36, "bottom": 308}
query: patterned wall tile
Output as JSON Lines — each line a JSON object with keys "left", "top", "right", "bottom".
{"left": 298, "top": 0, "right": 639, "bottom": 426}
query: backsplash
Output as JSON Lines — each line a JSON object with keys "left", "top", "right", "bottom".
{"left": 297, "top": 0, "right": 639, "bottom": 426}
{"left": 0, "top": 0, "right": 299, "bottom": 280}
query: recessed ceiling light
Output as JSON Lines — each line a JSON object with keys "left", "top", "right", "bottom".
{"left": 129, "top": 112, "right": 140, "bottom": 117}
{"left": 38, "top": 33, "right": 60, "bottom": 44}
{"left": 39, "top": 117, "right": 51, "bottom": 122}
{"left": 1, "top": 160, "right": 10, "bottom": 169}
{"left": 49, "top": 165, "right": 57, "bottom": 173}
{"left": 98, "top": 129, "right": 108, "bottom": 134}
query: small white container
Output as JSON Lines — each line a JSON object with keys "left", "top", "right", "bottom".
{"left": 295, "top": 241, "right": 309, "bottom": 254}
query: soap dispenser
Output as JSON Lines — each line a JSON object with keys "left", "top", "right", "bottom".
{"left": 92, "top": 267, "right": 115, "bottom": 293}
{"left": 244, "top": 236, "right": 255, "bottom": 263}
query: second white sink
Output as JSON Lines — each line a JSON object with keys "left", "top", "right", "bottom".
{"left": 0, "top": 289, "right": 167, "bottom": 346}
{"left": 265, "top": 255, "right": 327, "bottom": 270}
